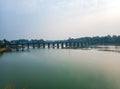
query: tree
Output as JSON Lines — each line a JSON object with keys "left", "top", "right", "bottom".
{"left": 0, "top": 40, "right": 4, "bottom": 48}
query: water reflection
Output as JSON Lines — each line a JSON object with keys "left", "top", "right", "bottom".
{"left": 93, "top": 46, "right": 120, "bottom": 53}
{"left": 0, "top": 52, "right": 4, "bottom": 57}
{"left": 0, "top": 47, "right": 120, "bottom": 89}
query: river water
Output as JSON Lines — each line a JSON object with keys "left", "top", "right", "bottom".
{"left": 0, "top": 47, "right": 120, "bottom": 89}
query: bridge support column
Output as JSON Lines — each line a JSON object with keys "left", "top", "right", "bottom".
{"left": 61, "top": 43, "right": 64, "bottom": 48}
{"left": 65, "top": 42, "right": 68, "bottom": 48}
{"left": 57, "top": 43, "right": 59, "bottom": 48}
{"left": 69, "top": 42, "right": 72, "bottom": 48}
{"left": 86, "top": 42, "right": 89, "bottom": 47}
{"left": 33, "top": 43, "right": 35, "bottom": 49}
{"left": 21, "top": 44, "right": 24, "bottom": 51}
{"left": 77, "top": 42, "right": 80, "bottom": 48}
{"left": 15, "top": 44, "right": 19, "bottom": 51}
{"left": 73, "top": 42, "right": 76, "bottom": 47}
{"left": 43, "top": 43, "right": 45, "bottom": 48}
{"left": 52, "top": 43, "right": 55, "bottom": 48}
{"left": 38, "top": 43, "right": 40, "bottom": 48}
{"left": 9, "top": 44, "right": 12, "bottom": 49}
{"left": 48, "top": 43, "right": 50, "bottom": 48}
{"left": 27, "top": 43, "right": 29, "bottom": 49}
{"left": 81, "top": 42, "right": 83, "bottom": 47}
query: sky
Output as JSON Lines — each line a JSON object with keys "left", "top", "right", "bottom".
{"left": 0, "top": 0, "right": 120, "bottom": 40}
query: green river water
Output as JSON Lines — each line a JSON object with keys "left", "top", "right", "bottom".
{"left": 0, "top": 47, "right": 120, "bottom": 89}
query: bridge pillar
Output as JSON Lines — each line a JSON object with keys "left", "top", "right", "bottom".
{"left": 86, "top": 43, "right": 88, "bottom": 47}
{"left": 9, "top": 44, "right": 12, "bottom": 48}
{"left": 65, "top": 42, "right": 68, "bottom": 48}
{"left": 48, "top": 43, "right": 50, "bottom": 48}
{"left": 33, "top": 43, "right": 35, "bottom": 49}
{"left": 52, "top": 43, "right": 55, "bottom": 48}
{"left": 43, "top": 43, "right": 45, "bottom": 48}
{"left": 15, "top": 44, "right": 19, "bottom": 51}
{"left": 81, "top": 42, "right": 83, "bottom": 47}
{"left": 38, "top": 43, "right": 40, "bottom": 48}
{"left": 73, "top": 42, "right": 76, "bottom": 47}
{"left": 77, "top": 42, "right": 80, "bottom": 48}
{"left": 84, "top": 43, "right": 87, "bottom": 47}
{"left": 21, "top": 44, "right": 24, "bottom": 51}
{"left": 69, "top": 42, "right": 72, "bottom": 48}
{"left": 57, "top": 43, "right": 59, "bottom": 48}
{"left": 61, "top": 42, "right": 64, "bottom": 48}
{"left": 27, "top": 43, "right": 29, "bottom": 49}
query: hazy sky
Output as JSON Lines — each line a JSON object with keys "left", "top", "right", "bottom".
{"left": 0, "top": 0, "right": 120, "bottom": 40}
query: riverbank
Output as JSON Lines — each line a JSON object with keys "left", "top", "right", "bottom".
{"left": 0, "top": 48, "right": 6, "bottom": 53}
{"left": 0, "top": 48, "right": 12, "bottom": 53}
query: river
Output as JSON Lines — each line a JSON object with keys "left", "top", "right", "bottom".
{"left": 0, "top": 46, "right": 120, "bottom": 89}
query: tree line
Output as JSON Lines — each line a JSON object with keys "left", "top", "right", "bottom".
{"left": 67, "top": 35, "right": 120, "bottom": 45}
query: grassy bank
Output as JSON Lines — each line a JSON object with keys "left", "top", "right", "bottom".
{"left": 0, "top": 48, "right": 12, "bottom": 53}
{"left": 0, "top": 48, "right": 6, "bottom": 53}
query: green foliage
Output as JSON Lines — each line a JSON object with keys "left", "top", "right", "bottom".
{"left": 67, "top": 35, "right": 120, "bottom": 45}
{"left": 0, "top": 40, "right": 3, "bottom": 48}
